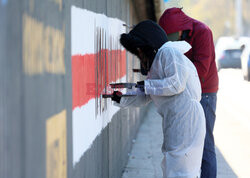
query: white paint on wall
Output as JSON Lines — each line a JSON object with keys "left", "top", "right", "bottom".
{"left": 71, "top": 6, "right": 125, "bottom": 55}
{"left": 72, "top": 93, "right": 122, "bottom": 165}
{"left": 71, "top": 6, "right": 126, "bottom": 166}
{"left": 72, "top": 77, "right": 126, "bottom": 166}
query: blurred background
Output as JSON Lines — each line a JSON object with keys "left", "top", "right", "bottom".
{"left": 162, "top": 0, "right": 249, "bottom": 41}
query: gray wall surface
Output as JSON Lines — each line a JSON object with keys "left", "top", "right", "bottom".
{"left": 0, "top": 0, "right": 154, "bottom": 178}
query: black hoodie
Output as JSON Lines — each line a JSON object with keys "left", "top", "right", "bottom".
{"left": 120, "top": 20, "right": 168, "bottom": 75}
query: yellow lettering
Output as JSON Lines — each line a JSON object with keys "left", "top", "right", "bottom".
{"left": 22, "top": 14, "right": 65, "bottom": 75}
{"left": 46, "top": 110, "right": 67, "bottom": 178}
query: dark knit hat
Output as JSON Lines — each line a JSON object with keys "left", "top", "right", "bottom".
{"left": 120, "top": 20, "right": 168, "bottom": 56}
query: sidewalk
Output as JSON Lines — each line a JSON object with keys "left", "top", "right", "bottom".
{"left": 122, "top": 103, "right": 237, "bottom": 178}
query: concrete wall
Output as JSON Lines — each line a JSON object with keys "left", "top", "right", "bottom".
{"left": 0, "top": 0, "right": 153, "bottom": 178}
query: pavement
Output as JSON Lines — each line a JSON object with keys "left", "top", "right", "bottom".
{"left": 122, "top": 103, "right": 237, "bottom": 178}
{"left": 122, "top": 103, "right": 163, "bottom": 178}
{"left": 213, "top": 69, "right": 250, "bottom": 178}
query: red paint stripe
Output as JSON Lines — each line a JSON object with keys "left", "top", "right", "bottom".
{"left": 72, "top": 50, "right": 126, "bottom": 110}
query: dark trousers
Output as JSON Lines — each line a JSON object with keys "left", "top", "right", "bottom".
{"left": 200, "top": 93, "right": 217, "bottom": 178}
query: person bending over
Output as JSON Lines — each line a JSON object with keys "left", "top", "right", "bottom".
{"left": 113, "top": 20, "right": 206, "bottom": 178}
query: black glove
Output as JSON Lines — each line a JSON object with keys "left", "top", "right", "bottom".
{"left": 111, "top": 91, "right": 122, "bottom": 103}
{"left": 136, "top": 80, "right": 144, "bottom": 88}
{"left": 136, "top": 80, "right": 145, "bottom": 92}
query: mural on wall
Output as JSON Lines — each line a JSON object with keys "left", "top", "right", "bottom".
{"left": 71, "top": 6, "right": 126, "bottom": 165}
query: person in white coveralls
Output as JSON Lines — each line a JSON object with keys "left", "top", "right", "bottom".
{"left": 112, "top": 20, "right": 206, "bottom": 178}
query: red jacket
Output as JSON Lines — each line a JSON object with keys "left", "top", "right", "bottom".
{"left": 159, "top": 8, "right": 218, "bottom": 93}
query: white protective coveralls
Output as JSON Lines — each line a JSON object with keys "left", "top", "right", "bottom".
{"left": 116, "top": 41, "right": 206, "bottom": 178}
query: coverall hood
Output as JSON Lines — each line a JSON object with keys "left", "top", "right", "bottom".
{"left": 159, "top": 8, "right": 193, "bottom": 35}
{"left": 159, "top": 41, "right": 191, "bottom": 54}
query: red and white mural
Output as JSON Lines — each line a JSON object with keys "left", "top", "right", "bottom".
{"left": 71, "top": 6, "right": 126, "bottom": 165}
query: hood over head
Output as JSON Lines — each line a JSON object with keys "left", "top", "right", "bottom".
{"left": 120, "top": 20, "right": 168, "bottom": 75}
{"left": 159, "top": 8, "right": 193, "bottom": 35}
{"left": 120, "top": 20, "right": 168, "bottom": 56}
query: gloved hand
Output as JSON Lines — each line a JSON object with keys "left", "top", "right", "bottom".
{"left": 136, "top": 80, "right": 145, "bottom": 92}
{"left": 111, "top": 91, "right": 122, "bottom": 103}
{"left": 136, "top": 80, "right": 144, "bottom": 88}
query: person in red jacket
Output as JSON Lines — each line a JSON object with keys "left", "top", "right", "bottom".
{"left": 159, "top": 8, "right": 219, "bottom": 178}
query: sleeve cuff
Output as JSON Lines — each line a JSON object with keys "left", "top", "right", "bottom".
{"left": 144, "top": 80, "right": 153, "bottom": 95}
